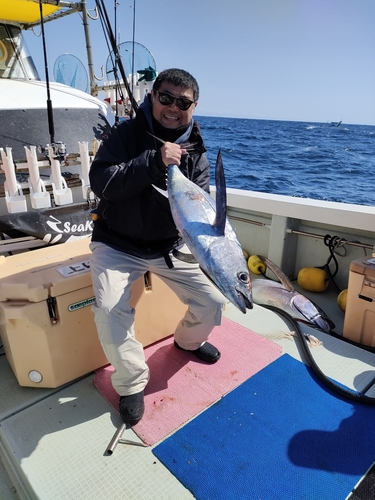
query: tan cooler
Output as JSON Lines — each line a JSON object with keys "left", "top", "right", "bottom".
{"left": 343, "top": 256, "right": 375, "bottom": 347}
{"left": 0, "top": 239, "right": 187, "bottom": 388}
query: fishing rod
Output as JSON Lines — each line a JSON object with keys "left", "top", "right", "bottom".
{"left": 95, "top": 0, "right": 138, "bottom": 115}
{"left": 113, "top": 0, "right": 119, "bottom": 119}
{"left": 37, "top": 0, "right": 67, "bottom": 164}
{"left": 131, "top": 0, "right": 136, "bottom": 100}
{"left": 95, "top": 0, "right": 125, "bottom": 114}
{"left": 39, "top": 0, "right": 55, "bottom": 145}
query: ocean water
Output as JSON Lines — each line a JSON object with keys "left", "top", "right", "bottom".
{"left": 196, "top": 116, "right": 375, "bottom": 207}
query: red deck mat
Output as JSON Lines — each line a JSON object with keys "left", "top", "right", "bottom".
{"left": 93, "top": 317, "right": 282, "bottom": 445}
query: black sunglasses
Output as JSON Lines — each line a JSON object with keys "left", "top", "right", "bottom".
{"left": 154, "top": 90, "right": 194, "bottom": 111}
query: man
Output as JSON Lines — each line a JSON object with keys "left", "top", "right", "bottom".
{"left": 89, "top": 68, "right": 226, "bottom": 426}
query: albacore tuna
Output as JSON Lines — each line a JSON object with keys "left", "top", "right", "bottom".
{"left": 252, "top": 255, "right": 334, "bottom": 332}
{"left": 167, "top": 150, "right": 253, "bottom": 313}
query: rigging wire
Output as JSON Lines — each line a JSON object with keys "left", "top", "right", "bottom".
{"left": 95, "top": 0, "right": 138, "bottom": 115}
{"left": 95, "top": 0, "right": 125, "bottom": 108}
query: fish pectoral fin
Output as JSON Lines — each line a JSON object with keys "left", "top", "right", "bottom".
{"left": 213, "top": 150, "right": 227, "bottom": 235}
{"left": 179, "top": 141, "right": 199, "bottom": 153}
{"left": 152, "top": 184, "right": 168, "bottom": 198}
{"left": 147, "top": 131, "right": 165, "bottom": 144}
{"left": 291, "top": 294, "right": 334, "bottom": 331}
{"left": 146, "top": 131, "right": 199, "bottom": 153}
{"left": 258, "top": 255, "right": 295, "bottom": 292}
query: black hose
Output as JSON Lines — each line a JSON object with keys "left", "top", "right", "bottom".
{"left": 261, "top": 304, "right": 375, "bottom": 405}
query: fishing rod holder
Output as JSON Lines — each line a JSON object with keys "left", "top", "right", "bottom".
{"left": 35, "top": 142, "right": 72, "bottom": 207}
{"left": 78, "top": 141, "right": 93, "bottom": 201}
{"left": 25, "top": 145, "right": 51, "bottom": 209}
{"left": 47, "top": 144, "right": 73, "bottom": 206}
{"left": 0, "top": 147, "right": 27, "bottom": 214}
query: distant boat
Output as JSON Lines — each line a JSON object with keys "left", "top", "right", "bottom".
{"left": 326, "top": 120, "right": 342, "bottom": 127}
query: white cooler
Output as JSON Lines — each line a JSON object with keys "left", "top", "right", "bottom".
{"left": 343, "top": 256, "right": 375, "bottom": 347}
{"left": 0, "top": 238, "right": 187, "bottom": 388}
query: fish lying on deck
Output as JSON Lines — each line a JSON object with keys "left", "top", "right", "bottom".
{"left": 167, "top": 151, "right": 253, "bottom": 314}
{"left": 252, "top": 256, "right": 334, "bottom": 332}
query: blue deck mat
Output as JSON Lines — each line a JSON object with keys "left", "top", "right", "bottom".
{"left": 153, "top": 354, "right": 375, "bottom": 499}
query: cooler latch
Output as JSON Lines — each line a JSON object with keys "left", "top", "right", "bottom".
{"left": 358, "top": 278, "right": 375, "bottom": 303}
{"left": 358, "top": 295, "right": 373, "bottom": 303}
{"left": 47, "top": 296, "right": 58, "bottom": 324}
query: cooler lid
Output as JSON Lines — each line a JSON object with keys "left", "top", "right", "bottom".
{"left": 349, "top": 256, "right": 375, "bottom": 279}
{"left": 0, "top": 238, "right": 92, "bottom": 302}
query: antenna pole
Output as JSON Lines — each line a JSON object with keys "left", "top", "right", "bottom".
{"left": 81, "top": 0, "right": 97, "bottom": 96}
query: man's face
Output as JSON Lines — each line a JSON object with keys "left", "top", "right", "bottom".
{"left": 152, "top": 83, "right": 197, "bottom": 129}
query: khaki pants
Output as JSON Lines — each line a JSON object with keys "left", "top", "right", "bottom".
{"left": 90, "top": 241, "right": 226, "bottom": 396}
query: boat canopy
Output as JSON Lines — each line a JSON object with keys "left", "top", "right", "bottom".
{"left": 0, "top": 0, "right": 63, "bottom": 24}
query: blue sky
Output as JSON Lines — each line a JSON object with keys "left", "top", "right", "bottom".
{"left": 24, "top": 0, "right": 375, "bottom": 125}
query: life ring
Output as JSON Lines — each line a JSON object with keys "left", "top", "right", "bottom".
{"left": 0, "top": 40, "right": 8, "bottom": 65}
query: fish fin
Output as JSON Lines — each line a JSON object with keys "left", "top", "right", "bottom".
{"left": 152, "top": 184, "right": 168, "bottom": 198}
{"left": 292, "top": 296, "right": 335, "bottom": 332}
{"left": 146, "top": 131, "right": 198, "bottom": 153}
{"left": 147, "top": 131, "right": 165, "bottom": 144}
{"left": 258, "top": 255, "right": 295, "bottom": 292}
{"left": 297, "top": 296, "right": 336, "bottom": 331}
{"left": 212, "top": 150, "right": 227, "bottom": 235}
{"left": 179, "top": 141, "right": 199, "bottom": 153}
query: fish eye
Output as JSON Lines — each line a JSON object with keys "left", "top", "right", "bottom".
{"left": 237, "top": 271, "right": 250, "bottom": 284}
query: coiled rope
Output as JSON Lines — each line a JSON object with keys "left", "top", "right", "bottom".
{"left": 318, "top": 234, "right": 347, "bottom": 294}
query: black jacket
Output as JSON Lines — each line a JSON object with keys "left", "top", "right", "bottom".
{"left": 89, "top": 97, "right": 210, "bottom": 258}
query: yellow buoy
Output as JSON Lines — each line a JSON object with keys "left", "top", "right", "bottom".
{"left": 297, "top": 267, "right": 329, "bottom": 292}
{"left": 243, "top": 249, "right": 249, "bottom": 260}
{"left": 248, "top": 255, "right": 266, "bottom": 275}
{"left": 337, "top": 289, "right": 348, "bottom": 312}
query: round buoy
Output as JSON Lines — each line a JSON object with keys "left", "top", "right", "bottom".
{"left": 297, "top": 267, "right": 329, "bottom": 292}
{"left": 248, "top": 255, "right": 266, "bottom": 275}
{"left": 337, "top": 289, "right": 348, "bottom": 311}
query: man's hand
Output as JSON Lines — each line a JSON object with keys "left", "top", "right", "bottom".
{"left": 160, "top": 142, "right": 187, "bottom": 167}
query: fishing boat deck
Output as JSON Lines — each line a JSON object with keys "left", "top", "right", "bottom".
{"left": 1, "top": 285, "right": 374, "bottom": 500}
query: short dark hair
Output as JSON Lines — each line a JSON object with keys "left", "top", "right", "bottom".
{"left": 153, "top": 68, "right": 199, "bottom": 101}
